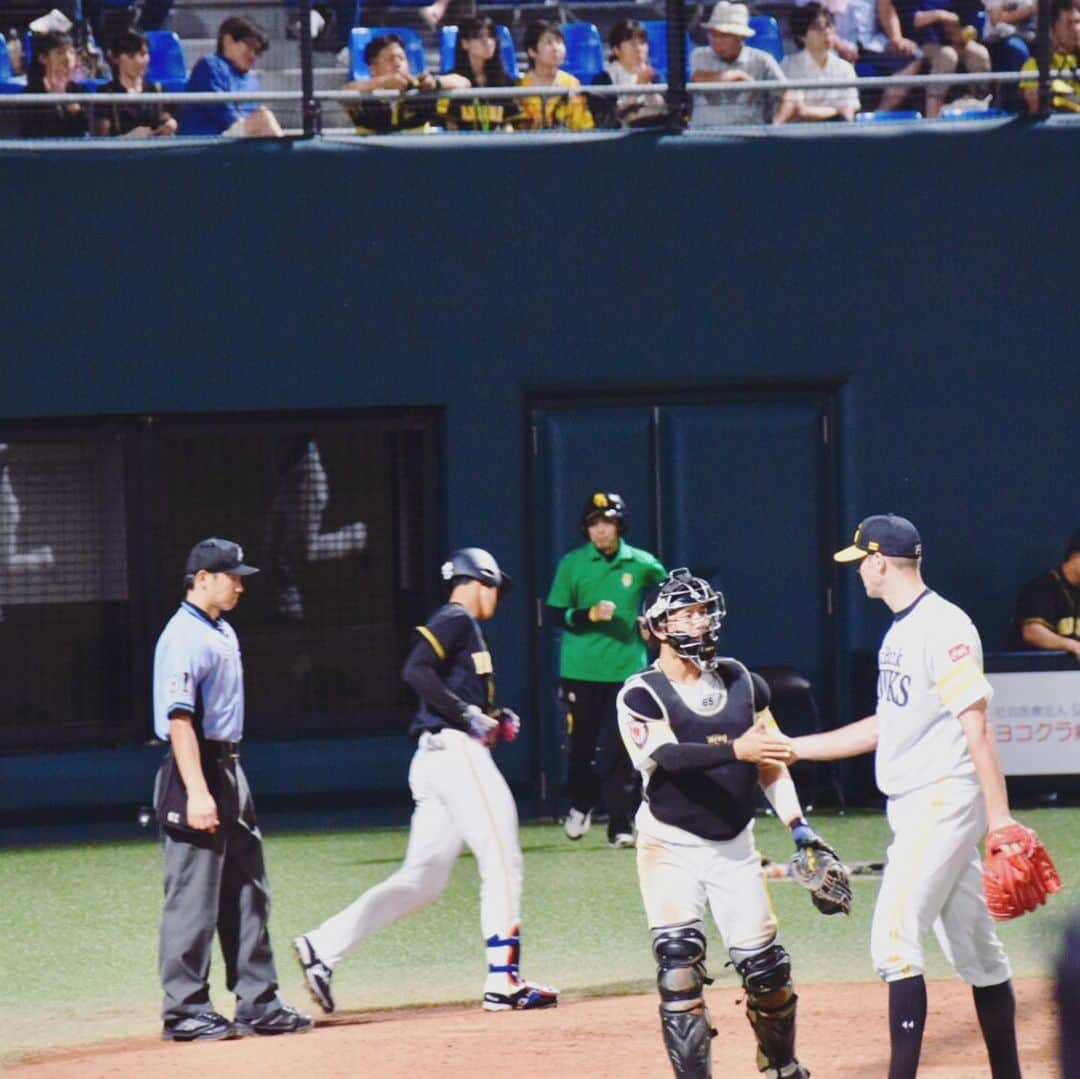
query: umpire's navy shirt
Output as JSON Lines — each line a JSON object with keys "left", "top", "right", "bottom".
{"left": 153, "top": 601, "right": 244, "bottom": 742}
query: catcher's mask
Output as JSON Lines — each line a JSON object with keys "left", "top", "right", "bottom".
{"left": 645, "top": 568, "right": 726, "bottom": 672}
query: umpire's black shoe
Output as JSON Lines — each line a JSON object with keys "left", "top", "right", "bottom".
{"left": 234, "top": 1002, "right": 314, "bottom": 1036}
{"left": 162, "top": 1011, "right": 238, "bottom": 1042}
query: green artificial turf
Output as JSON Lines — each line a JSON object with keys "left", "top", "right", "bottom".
{"left": 2, "top": 808, "right": 1078, "bottom": 1064}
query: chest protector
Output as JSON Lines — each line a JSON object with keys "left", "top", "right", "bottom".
{"left": 639, "top": 660, "right": 759, "bottom": 841}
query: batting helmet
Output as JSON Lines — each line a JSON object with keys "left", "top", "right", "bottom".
{"left": 644, "top": 568, "right": 726, "bottom": 671}
{"left": 580, "top": 491, "right": 627, "bottom": 534}
{"left": 441, "top": 547, "right": 513, "bottom": 596}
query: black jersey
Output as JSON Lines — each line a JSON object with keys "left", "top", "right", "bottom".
{"left": 402, "top": 602, "right": 496, "bottom": 737}
{"left": 619, "top": 660, "right": 766, "bottom": 841}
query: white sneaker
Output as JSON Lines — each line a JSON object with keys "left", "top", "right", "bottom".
{"left": 564, "top": 808, "right": 592, "bottom": 840}
{"left": 609, "top": 833, "right": 635, "bottom": 849}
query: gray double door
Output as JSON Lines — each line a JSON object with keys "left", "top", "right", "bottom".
{"left": 528, "top": 391, "right": 840, "bottom": 809}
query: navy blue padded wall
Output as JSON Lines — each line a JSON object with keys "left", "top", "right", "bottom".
{"left": 0, "top": 126, "right": 1077, "bottom": 807}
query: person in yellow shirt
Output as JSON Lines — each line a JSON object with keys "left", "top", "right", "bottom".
{"left": 1020, "top": 0, "right": 1080, "bottom": 114}
{"left": 517, "top": 21, "right": 595, "bottom": 130}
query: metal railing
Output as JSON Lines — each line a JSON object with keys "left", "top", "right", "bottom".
{"left": 1, "top": 0, "right": 1073, "bottom": 139}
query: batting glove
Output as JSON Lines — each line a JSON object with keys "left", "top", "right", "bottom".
{"left": 464, "top": 705, "right": 499, "bottom": 742}
{"left": 494, "top": 708, "right": 521, "bottom": 743}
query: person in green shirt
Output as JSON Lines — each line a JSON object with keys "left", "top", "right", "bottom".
{"left": 545, "top": 491, "right": 666, "bottom": 847}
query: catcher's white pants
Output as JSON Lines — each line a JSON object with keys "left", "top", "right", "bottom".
{"left": 306, "top": 729, "right": 524, "bottom": 989}
{"left": 872, "top": 775, "right": 1012, "bottom": 985}
{"left": 636, "top": 822, "right": 778, "bottom": 951}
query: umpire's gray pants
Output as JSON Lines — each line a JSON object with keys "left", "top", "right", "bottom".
{"left": 158, "top": 760, "right": 281, "bottom": 1021}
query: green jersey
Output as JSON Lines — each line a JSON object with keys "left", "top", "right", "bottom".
{"left": 546, "top": 539, "right": 666, "bottom": 682}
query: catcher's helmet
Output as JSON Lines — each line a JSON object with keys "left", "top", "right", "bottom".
{"left": 441, "top": 547, "right": 513, "bottom": 596}
{"left": 580, "top": 491, "right": 627, "bottom": 534}
{"left": 644, "top": 568, "right": 726, "bottom": 671}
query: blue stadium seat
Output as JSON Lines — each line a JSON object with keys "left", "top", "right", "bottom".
{"left": 561, "top": 22, "right": 603, "bottom": 83}
{"left": 145, "top": 30, "right": 186, "bottom": 92}
{"left": 349, "top": 26, "right": 426, "bottom": 79}
{"left": 855, "top": 110, "right": 923, "bottom": 120}
{"left": 0, "top": 35, "right": 23, "bottom": 92}
{"left": 440, "top": 24, "right": 518, "bottom": 78}
{"left": 748, "top": 16, "right": 783, "bottom": 63}
{"left": 641, "top": 20, "right": 692, "bottom": 82}
{"left": 940, "top": 106, "right": 1009, "bottom": 120}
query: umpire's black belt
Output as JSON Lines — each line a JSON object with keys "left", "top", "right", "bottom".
{"left": 203, "top": 740, "right": 240, "bottom": 760}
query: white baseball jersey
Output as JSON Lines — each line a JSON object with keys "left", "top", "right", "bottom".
{"left": 874, "top": 589, "right": 993, "bottom": 797}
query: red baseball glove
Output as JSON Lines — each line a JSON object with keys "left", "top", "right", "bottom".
{"left": 982, "top": 823, "right": 1063, "bottom": 921}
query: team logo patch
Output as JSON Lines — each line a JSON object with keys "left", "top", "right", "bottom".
{"left": 472, "top": 650, "right": 493, "bottom": 675}
{"left": 948, "top": 643, "right": 970, "bottom": 662}
{"left": 167, "top": 673, "right": 191, "bottom": 696}
{"left": 706, "top": 733, "right": 729, "bottom": 745}
{"left": 592, "top": 492, "right": 609, "bottom": 508}
{"left": 628, "top": 720, "right": 648, "bottom": 748}
{"left": 621, "top": 572, "right": 633, "bottom": 588}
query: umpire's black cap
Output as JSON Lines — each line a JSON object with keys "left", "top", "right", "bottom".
{"left": 185, "top": 537, "right": 259, "bottom": 576}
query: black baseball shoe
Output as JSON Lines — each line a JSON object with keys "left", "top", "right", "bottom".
{"left": 162, "top": 1011, "right": 237, "bottom": 1042}
{"left": 293, "top": 934, "right": 335, "bottom": 1014}
{"left": 482, "top": 981, "right": 559, "bottom": 1011}
{"left": 234, "top": 1003, "right": 314, "bottom": 1036}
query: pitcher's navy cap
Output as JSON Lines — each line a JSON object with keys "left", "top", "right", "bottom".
{"left": 834, "top": 515, "right": 922, "bottom": 563}
{"left": 185, "top": 537, "right": 259, "bottom": 576}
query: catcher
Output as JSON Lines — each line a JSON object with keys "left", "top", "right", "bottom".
{"left": 617, "top": 569, "right": 850, "bottom": 1079}
{"left": 790, "top": 515, "right": 1062, "bottom": 1079}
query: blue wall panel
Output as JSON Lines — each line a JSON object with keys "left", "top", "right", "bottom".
{"left": 0, "top": 125, "right": 1075, "bottom": 815}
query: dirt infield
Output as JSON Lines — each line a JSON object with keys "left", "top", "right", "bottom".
{"left": 8, "top": 978, "right": 1058, "bottom": 1078}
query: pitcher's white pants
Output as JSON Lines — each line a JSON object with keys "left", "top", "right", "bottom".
{"left": 306, "top": 729, "right": 524, "bottom": 985}
{"left": 872, "top": 776, "right": 1012, "bottom": 986}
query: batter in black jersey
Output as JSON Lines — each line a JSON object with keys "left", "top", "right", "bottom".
{"left": 617, "top": 569, "right": 844, "bottom": 1079}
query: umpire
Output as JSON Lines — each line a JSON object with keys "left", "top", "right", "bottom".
{"left": 152, "top": 538, "right": 311, "bottom": 1041}
{"left": 546, "top": 492, "right": 666, "bottom": 846}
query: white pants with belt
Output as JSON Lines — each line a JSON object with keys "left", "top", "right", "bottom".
{"left": 306, "top": 728, "right": 524, "bottom": 991}
{"left": 872, "top": 776, "right": 1012, "bottom": 985}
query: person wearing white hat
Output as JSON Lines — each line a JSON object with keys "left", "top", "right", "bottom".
{"left": 689, "top": 1, "right": 797, "bottom": 126}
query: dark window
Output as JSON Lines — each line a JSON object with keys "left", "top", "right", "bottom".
{"left": 0, "top": 410, "right": 442, "bottom": 751}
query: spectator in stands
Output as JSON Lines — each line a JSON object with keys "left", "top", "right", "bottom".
{"left": 889, "top": 0, "right": 990, "bottom": 116}
{"left": 181, "top": 16, "right": 283, "bottom": 137}
{"left": 688, "top": 1, "right": 797, "bottom": 126}
{"left": 94, "top": 29, "right": 177, "bottom": 136}
{"left": 783, "top": 3, "right": 860, "bottom": 119}
{"left": 442, "top": 16, "right": 521, "bottom": 131}
{"left": 587, "top": 19, "right": 666, "bottom": 128}
{"left": 798, "top": 0, "right": 923, "bottom": 111}
{"left": 984, "top": 0, "right": 1036, "bottom": 71}
{"left": 517, "top": 21, "right": 595, "bottom": 130}
{"left": 20, "top": 31, "right": 88, "bottom": 137}
{"left": 344, "top": 33, "right": 468, "bottom": 134}
{"left": 1020, "top": 0, "right": 1080, "bottom": 113}
{"left": 1012, "top": 529, "right": 1080, "bottom": 659}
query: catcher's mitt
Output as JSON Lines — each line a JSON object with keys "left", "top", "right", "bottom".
{"left": 982, "top": 823, "right": 1063, "bottom": 921}
{"left": 790, "top": 833, "right": 852, "bottom": 916}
